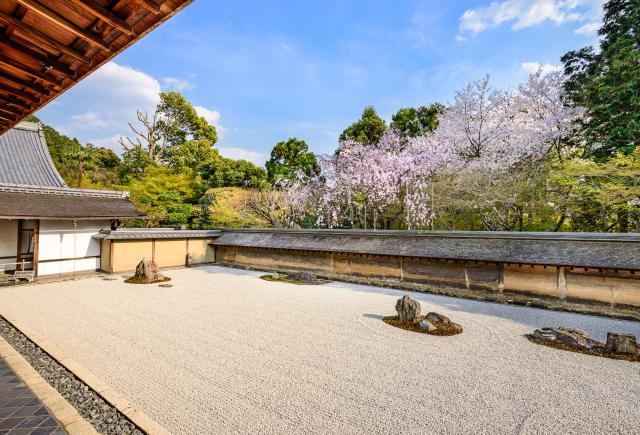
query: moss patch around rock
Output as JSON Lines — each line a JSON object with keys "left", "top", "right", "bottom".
{"left": 525, "top": 335, "right": 640, "bottom": 362}
{"left": 383, "top": 315, "right": 463, "bottom": 336}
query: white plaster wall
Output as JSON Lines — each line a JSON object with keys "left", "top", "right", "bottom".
{"left": 37, "top": 220, "right": 109, "bottom": 276}
{"left": 0, "top": 220, "right": 18, "bottom": 271}
{"left": 0, "top": 220, "right": 18, "bottom": 258}
{"left": 38, "top": 258, "right": 100, "bottom": 276}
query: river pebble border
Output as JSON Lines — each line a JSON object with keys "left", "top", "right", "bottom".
{"left": 0, "top": 317, "right": 143, "bottom": 435}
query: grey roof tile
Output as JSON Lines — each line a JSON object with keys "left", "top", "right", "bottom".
{"left": 0, "top": 122, "right": 66, "bottom": 187}
{"left": 210, "top": 229, "right": 640, "bottom": 270}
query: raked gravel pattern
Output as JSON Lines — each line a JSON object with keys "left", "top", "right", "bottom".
{"left": 0, "top": 265, "right": 639, "bottom": 434}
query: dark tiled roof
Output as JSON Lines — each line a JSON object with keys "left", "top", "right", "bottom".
{"left": 0, "top": 184, "right": 145, "bottom": 219}
{"left": 95, "top": 229, "right": 221, "bottom": 240}
{"left": 0, "top": 122, "right": 66, "bottom": 187}
{"left": 210, "top": 229, "right": 640, "bottom": 270}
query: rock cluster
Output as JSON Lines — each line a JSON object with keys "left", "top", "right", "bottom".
{"left": 393, "top": 295, "right": 463, "bottom": 334}
{"left": 134, "top": 258, "right": 164, "bottom": 283}
{"left": 286, "top": 271, "right": 320, "bottom": 283}
{"left": 532, "top": 327, "right": 600, "bottom": 350}
{"left": 533, "top": 327, "right": 640, "bottom": 356}
{"left": 0, "top": 318, "right": 142, "bottom": 435}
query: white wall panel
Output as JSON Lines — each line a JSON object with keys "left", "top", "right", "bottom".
{"left": 0, "top": 220, "right": 17, "bottom": 258}
{"left": 37, "top": 220, "right": 109, "bottom": 276}
{"left": 38, "top": 258, "right": 100, "bottom": 276}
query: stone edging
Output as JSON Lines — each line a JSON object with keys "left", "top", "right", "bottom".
{"left": 0, "top": 335, "right": 97, "bottom": 434}
{"left": 0, "top": 314, "right": 170, "bottom": 435}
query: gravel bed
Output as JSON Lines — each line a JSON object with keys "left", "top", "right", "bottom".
{"left": 0, "top": 317, "right": 143, "bottom": 435}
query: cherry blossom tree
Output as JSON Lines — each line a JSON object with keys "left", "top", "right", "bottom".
{"left": 282, "top": 70, "right": 585, "bottom": 230}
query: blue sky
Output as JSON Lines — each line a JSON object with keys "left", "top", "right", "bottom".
{"left": 36, "top": 0, "right": 603, "bottom": 166}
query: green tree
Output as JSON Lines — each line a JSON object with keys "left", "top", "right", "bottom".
{"left": 120, "top": 145, "right": 155, "bottom": 182}
{"left": 166, "top": 139, "right": 219, "bottom": 172}
{"left": 266, "top": 137, "right": 319, "bottom": 185}
{"left": 118, "top": 91, "right": 218, "bottom": 163}
{"left": 201, "top": 157, "right": 268, "bottom": 189}
{"left": 561, "top": 0, "right": 640, "bottom": 157}
{"left": 122, "top": 166, "right": 198, "bottom": 227}
{"left": 339, "top": 106, "right": 387, "bottom": 146}
{"left": 390, "top": 104, "right": 442, "bottom": 138}
{"left": 156, "top": 91, "right": 218, "bottom": 146}
{"left": 549, "top": 147, "right": 640, "bottom": 232}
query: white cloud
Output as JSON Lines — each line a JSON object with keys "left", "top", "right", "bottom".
{"left": 521, "top": 61, "right": 563, "bottom": 74}
{"left": 458, "top": 0, "right": 601, "bottom": 38}
{"left": 69, "top": 111, "right": 109, "bottom": 129}
{"left": 88, "top": 134, "right": 122, "bottom": 149}
{"left": 194, "top": 105, "right": 225, "bottom": 138}
{"left": 161, "top": 77, "right": 194, "bottom": 91}
{"left": 574, "top": 21, "right": 599, "bottom": 35}
{"left": 217, "top": 146, "right": 268, "bottom": 167}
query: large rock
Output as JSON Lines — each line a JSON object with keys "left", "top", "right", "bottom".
{"left": 605, "top": 332, "right": 639, "bottom": 355}
{"left": 532, "top": 327, "right": 600, "bottom": 349}
{"left": 134, "top": 258, "right": 163, "bottom": 282}
{"left": 395, "top": 295, "right": 421, "bottom": 322}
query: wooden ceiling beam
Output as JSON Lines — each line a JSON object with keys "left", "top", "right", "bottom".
{"left": 15, "top": 0, "right": 112, "bottom": 52}
{"left": 0, "top": 102, "right": 27, "bottom": 116}
{"left": 0, "top": 10, "right": 92, "bottom": 64}
{"left": 64, "top": 0, "right": 134, "bottom": 36}
{"left": 0, "top": 82, "right": 39, "bottom": 103}
{"left": 0, "top": 54, "right": 60, "bottom": 86}
{"left": 0, "top": 69, "right": 51, "bottom": 95}
{"left": 0, "top": 94, "right": 29, "bottom": 110}
{"left": 0, "top": 36, "right": 76, "bottom": 77}
{"left": 0, "top": 111, "right": 19, "bottom": 122}
{"left": 137, "top": 0, "right": 162, "bottom": 15}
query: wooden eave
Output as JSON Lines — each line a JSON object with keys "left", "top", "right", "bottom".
{"left": 0, "top": 0, "right": 192, "bottom": 134}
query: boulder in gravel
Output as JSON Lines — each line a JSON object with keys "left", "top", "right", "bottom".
{"left": 395, "top": 295, "right": 421, "bottom": 322}
{"left": 532, "top": 327, "right": 600, "bottom": 349}
{"left": 426, "top": 312, "right": 451, "bottom": 325}
{"left": 605, "top": 332, "right": 639, "bottom": 355}
{"left": 286, "top": 271, "right": 318, "bottom": 283}
{"left": 418, "top": 320, "right": 433, "bottom": 331}
{"left": 134, "top": 258, "right": 164, "bottom": 282}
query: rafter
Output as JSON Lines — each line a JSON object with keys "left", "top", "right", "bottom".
{"left": 0, "top": 102, "right": 26, "bottom": 115}
{"left": 0, "top": 82, "right": 39, "bottom": 103}
{"left": 15, "top": 0, "right": 112, "bottom": 52}
{"left": 0, "top": 10, "right": 92, "bottom": 64}
{"left": 137, "top": 0, "right": 162, "bottom": 15}
{"left": 0, "top": 111, "right": 19, "bottom": 122}
{"left": 0, "top": 36, "right": 76, "bottom": 77}
{"left": 0, "top": 54, "right": 60, "bottom": 86}
{"left": 64, "top": 0, "right": 134, "bottom": 36}
{"left": 0, "top": 69, "right": 51, "bottom": 95}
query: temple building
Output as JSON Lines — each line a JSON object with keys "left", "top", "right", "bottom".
{"left": 0, "top": 121, "right": 144, "bottom": 280}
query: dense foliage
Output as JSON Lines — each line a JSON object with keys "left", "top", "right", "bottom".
{"left": 561, "top": 0, "right": 640, "bottom": 157}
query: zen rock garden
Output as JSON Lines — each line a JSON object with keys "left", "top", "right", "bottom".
{"left": 528, "top": 326, "right": 640, "bottom": 362}
{"left": 261, "top": 271, "right": 328, "bottom": 285}
{"left": 125, "top": 258, "right": 171, "bottom": 284}
{"left": 384, "top": 295, "right": 463, "bottom": 336}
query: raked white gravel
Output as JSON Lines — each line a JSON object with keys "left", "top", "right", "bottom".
{"left": 1, "top": 265, "right": 639, "bottom": 434}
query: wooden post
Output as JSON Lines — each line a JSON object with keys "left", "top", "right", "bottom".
{"left": 109, "top": 240, "right": 114, "bottom": 274}
{"left": 32, "top": 220, "right": 39, "bottom": 277}
{"left": 15, "top": 219, "right": 22, "bottom": 267}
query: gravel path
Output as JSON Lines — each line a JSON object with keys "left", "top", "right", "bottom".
{"left": 0, "top": 266, "right": 639, "bottom": 434}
